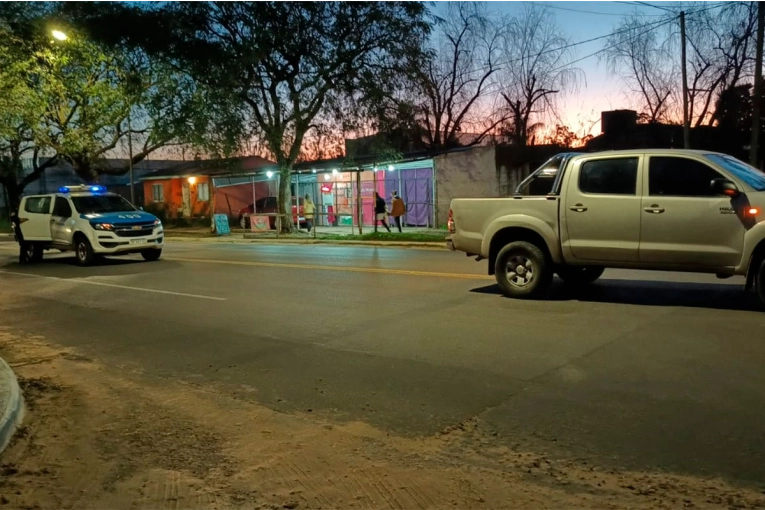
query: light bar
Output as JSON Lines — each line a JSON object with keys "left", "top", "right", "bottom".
{"left": 58, "top": 185, "right": 107, "bottom": 193}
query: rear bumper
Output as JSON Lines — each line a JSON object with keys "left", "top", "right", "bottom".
{"left": 446, "top": 236, "right": 456, "bottom": 251}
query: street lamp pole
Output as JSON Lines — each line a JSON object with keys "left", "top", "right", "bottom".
{"left": 128, "top": 111, "right": 134, "bottom": 204}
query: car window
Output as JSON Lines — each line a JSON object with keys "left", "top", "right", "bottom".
{"left": 266, "top": 198, "right": 277, "bottom": 208}
{"left": 579, "top": 158, "right": 638, "bottom": 195}
{"left": 53, "top": 197, "right": 73, "bottom": 217}
{"left": 24, "top": 196, "right": 51, "bottom": 214}
{"left": 71, "top": 195, "right": 136, "bottom": 214}
{"left": 254, "top": 198, "right": 268, "bottom": 210}
{"left": 649, "top": 157, "right": 724, "bottom": 197}
{"left": 515, "top": 155, "right": 564, "bottom": 196}
{"left": 705, "top": 154, "right": 765, "bottom": 191}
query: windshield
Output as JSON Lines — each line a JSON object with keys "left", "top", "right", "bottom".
{"left": 71, "top": 195, "right": 137, "bottom": 214}
{"left": 706, "top": 154, "right": 765, "bottom": 191}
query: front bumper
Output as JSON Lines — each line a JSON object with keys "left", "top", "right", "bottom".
{"left": 92, "top": 229, "right": 164, "bottom": 254}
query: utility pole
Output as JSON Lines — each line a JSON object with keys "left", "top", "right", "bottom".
{"left": 128, "top": 111, "right": 135, "bottom": 203}
{"left": 680, "top": 11, "right": 691, "bottom": 149}
{"left": 751, "top": 1, "right": 765, "bottom": 167}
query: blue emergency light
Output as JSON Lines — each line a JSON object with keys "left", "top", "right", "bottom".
{"left": 58, "top": 185, "right": 107, "bottom": 193}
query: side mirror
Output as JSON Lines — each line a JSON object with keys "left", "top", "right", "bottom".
{"left": 711, "top": 178, "right": 739, "bottom": 198}
{"left": 139, "top": 206, "right": 144, "bottom": 211}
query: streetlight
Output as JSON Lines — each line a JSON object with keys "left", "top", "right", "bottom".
{"left": 51, "top": 30, "right": 67, "bottom": 41}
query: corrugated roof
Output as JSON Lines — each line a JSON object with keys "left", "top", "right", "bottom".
{"left": 141, "top": 156, "right": 277, "bottom": 180}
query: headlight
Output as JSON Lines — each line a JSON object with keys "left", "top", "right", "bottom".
{"left": 153, "top": 219, "right": 162, "bottom": 226}
{"left": 92, "top": 223, "right": 114, "bottom": 231}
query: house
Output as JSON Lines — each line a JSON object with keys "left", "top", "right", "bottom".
{"left": 585, "top": 110, "right": 730, "bottom": 154}
{"left": 140, "top": 156, "right": 277, "bottom": 221}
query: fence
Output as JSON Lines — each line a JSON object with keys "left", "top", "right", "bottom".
{"left": 235, "top": 209, "right": 403, "bottom": 239}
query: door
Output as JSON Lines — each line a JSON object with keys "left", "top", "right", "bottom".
{"left": 563, "top": 156, "right": 642, "bottom": 262}
{"left": 51, "top": 196, "right": 74, "bottom": 246}
{"left": 639, "top": 156, "right": 745, "bottom": 267}
{"left": 181, "top": 181, "right": 191, "bottom": 218}
{"left": 19, "top": 196, "right": 53, "bottom": 241}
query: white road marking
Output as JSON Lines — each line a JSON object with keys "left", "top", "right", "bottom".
{"left": 0, "top": 270, "right": 227, "bottom": 301}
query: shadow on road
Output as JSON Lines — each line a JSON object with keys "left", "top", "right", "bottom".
{"left": 1, "top": 254, "right": 181, "bottom": 278}
{"left": 471, "top": 279, "right": 762, "bottom": 312}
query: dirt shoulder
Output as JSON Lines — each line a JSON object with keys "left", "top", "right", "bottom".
{"left": 0, "top": 328, "right": 763, "bottom": 510}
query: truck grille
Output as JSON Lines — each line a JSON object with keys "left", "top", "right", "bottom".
{"left": 113, "top": 222, "right": 155, "bottom": 238}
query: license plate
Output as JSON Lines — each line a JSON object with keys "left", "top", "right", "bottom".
{"left": 129, "top": 239, "right": 147, "bottom": 245}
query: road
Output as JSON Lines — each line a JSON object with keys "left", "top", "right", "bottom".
{"left": 1, "top": 239, "right": 764, "bottom": 491}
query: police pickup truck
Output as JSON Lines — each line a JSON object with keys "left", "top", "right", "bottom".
{"left": 16, "top": 185, "right": 163, "bottom": 265}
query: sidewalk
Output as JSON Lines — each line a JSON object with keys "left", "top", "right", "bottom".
{"left": 164, "top": 226, "right": 449, "bottom": 248}
{"left": 0, "top": 356, "right": 23, "bottom": 454}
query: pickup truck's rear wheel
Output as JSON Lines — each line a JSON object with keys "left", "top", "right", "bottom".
{"left": 556, "top": 266, "right": 605, "bottom": 285}
{"left": 495, "top": 241, "right": 552, "bottom": 299}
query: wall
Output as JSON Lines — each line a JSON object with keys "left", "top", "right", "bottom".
{"left": 434, "top": 146, "right": 497, "bottom": 227}
{"left": 143, "top": 177, "right": 211, "bottom": 220}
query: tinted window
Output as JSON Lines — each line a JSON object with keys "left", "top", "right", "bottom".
{"left": 579, "top": 158, "right": 638, "bottom": 195}
{"left": 71, "top": 195, "right": 136, "bottom": 214}
{"left": 705, "top": 154, "right": 765, "bottom": 191}
{"left": 53, "top": 197, "right": 73, "bottom": 217}
{"left": 24, "top": 196, "right": 51, "bottom": 214}
{"left": 649, "top": 157, "right": 723, "bottom": 196}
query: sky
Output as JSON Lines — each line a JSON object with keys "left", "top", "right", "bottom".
{"left": 454, "top": 1, "right": 693, "bottom": 138}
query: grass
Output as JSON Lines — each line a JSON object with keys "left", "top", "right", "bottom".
{"left": 0, "top": 218, "right": 11, "bottom": 234}
{"left": 319, "top": 232, "right": 446, "bottom": 243}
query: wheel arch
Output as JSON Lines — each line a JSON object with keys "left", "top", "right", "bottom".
{"left": 746, "top": 239, "right": 765, "bottom": 290}
{"left": 488, "top": 227, "right": 554, "bottom": 276}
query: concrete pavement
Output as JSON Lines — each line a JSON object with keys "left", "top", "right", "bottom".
{"left": 0, "top": 355, "right": 23, "bottom": 454}
{"left": 0, "top": 241, "right": 764, "bottom": 486}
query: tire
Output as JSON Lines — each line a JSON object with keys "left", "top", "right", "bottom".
{"left": 556, "top": 266, "right": 605, "bottom": 285}
{"left": 495, "top": 241, "right": 552, "bottom": 299}
{"left": 74, "top": 236, "right": 95, "bottom": 266}
{"left": 22, "top": 242, "right": 43, "bottom": 263}
{"left": 141, "top": 249, "right": 162, "bottom": 261}
{"left": 756, "top": 259, "right": 765, "bottom": 310}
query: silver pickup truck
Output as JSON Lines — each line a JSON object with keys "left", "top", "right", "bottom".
{"left": 447, "top": 149, "right": 765, "bottom": 308}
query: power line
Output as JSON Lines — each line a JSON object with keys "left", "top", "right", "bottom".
{"left": 532, "top": 3, "right": 665, "bottom": 17}
{"left": 630, "top": 1, "right": 678, "bottom": 14}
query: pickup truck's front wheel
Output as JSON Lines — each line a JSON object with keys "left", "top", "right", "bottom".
{"left": 756, "top": 259, "right": 765, "bottom": 309}
{"left": 556, "top": 266, "right": 605, "bottom": 285}
{"left": 495, "top": 241, "right": 552, "bottom": 299}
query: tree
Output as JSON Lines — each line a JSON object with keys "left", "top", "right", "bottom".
{"left": 114, "top": 2, "right": 429, "bottom": 232}
{"left": 392, "top": 2, "right": 507, "bottom": 150}
{"left": 604, "top": 16, "right": 676, "bottom": 124}
{"left": 499, "top": 5, "right": 582, "bottom": 146}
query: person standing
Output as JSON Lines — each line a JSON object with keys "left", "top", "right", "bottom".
{"left": 389, "top": 191, "right": 406, "bottom": 233}
{"left": 303, "top": 194, "right": 315, "bottom": 232}
{"left": 374, "top": 192, "right": 391, "bottom": 232}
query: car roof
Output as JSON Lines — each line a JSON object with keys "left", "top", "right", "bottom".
{"left": 569, "top": 149, "right": 723, "bottom": 160}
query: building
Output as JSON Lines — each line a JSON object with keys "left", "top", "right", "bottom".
{"left": 140, "top": 156, "right": 277, "bottom": 222}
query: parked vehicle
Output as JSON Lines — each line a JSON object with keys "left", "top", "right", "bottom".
{"left": 238, "top": 196, "right": 306, "bottom": 229}
{"left": 447, "top": 149, "right": 765, "bottom": 308}
{"left": 16, "top": 185, "right": 163, "bottom": 265}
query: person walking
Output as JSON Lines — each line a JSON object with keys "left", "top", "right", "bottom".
{"left": 374, "top": 192, "right": 391, "bottom": 232}
{"left": 389, "top": 191, "right": 406, "bottom": 233}
{"left": 303, "top": 194, "right": 315, "bottom": 233}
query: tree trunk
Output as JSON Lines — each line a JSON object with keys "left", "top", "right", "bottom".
{"left": 277, "top": 164, "right": 293, "bottom": 233}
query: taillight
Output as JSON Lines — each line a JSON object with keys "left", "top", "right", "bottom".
{"left": 447, "top": 208, "right": 455, "bottom": 234}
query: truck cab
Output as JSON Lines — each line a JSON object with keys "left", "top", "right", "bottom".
{"left": 17, "top": 185, "right": 164, "bottom": 265}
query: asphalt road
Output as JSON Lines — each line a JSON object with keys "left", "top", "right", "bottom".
{"left": 1, "top": 240, "right": 764, "bottom": 487}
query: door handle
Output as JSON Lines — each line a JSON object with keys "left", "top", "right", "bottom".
{"left": 569, "top": 204, "right": 588, "bottom": 212}
{"left": 643, "top": 204, "right": 665, "bottom": 214}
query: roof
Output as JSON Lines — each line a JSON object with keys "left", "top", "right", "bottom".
{"left": 141, "top": 156, "right": 277, "bottom": 180}
{"left": 571, "top": 148, "right": 724, "bottom": 158}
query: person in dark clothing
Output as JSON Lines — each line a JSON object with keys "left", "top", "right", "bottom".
{"left": 10, "top": 211, "right": 31, "bottom": 264}
{"left": 389, "top": 191, "right": 406, "bottom": 233}
{"left": 374, "top": 192, "right": 391, "bottom": 232}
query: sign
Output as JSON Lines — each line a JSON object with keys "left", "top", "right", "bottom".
{"left": 250, "top": 215, "right": 271, "bottom": 232}
{"left": 321, "top": 182, "right": 334, "bottom": 193}
{"left": 213, "top": 214, "right": 230, "bottom": 236}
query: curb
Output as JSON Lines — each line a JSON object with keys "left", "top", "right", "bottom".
{"left": 0, "top": 356, "right": 24, "bottom": 455}
{"left": 164, "top": 236, "right": 447, "bottom": 250}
